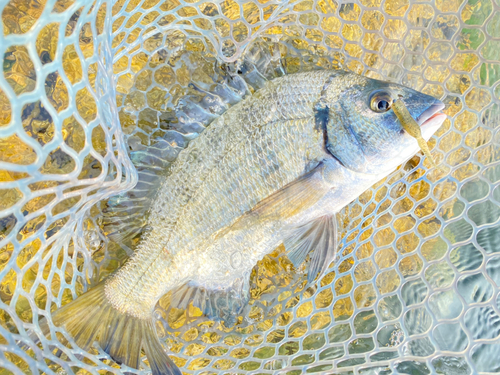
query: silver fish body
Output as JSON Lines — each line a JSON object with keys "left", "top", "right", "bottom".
{"left": 106, "top": 70, "right": 446, "bottom": 317}
{"left": 49, "top": 69, "right": 446, "bottom": 375}
{"left": 107, "top": 70, "right": 332, "bottom": 316}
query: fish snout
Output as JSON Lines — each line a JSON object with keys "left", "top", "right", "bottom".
{"left": 416, "top": 99, "right": 447, "bottom": 141}
{"left": 416, "top": 99, "right": 445, "bottom": 126}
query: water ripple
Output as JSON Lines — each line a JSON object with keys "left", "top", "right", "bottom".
{"left": 465, "top": 306, "right": 500, "bottom": 340}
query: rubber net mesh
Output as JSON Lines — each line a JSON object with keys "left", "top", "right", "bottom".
{"left": 1, "top": 0, "right": 500, "bottom": 374}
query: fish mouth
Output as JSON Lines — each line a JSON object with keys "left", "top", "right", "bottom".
{"left": 416, "top": 100, "right": 447, "bottom": 140}
{"left": 416, "top": 100, "right": 446, "bottom": 126}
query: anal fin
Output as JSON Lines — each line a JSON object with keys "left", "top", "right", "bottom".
{"left": 283, "top": 215, "right": 338, "bottom": 282}
{"left": 170, "top": 279, "right": 249, "bottom": 324}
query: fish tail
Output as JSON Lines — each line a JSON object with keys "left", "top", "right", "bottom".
{"left": 46, "top": 282, "right": 181, "bottom": 375}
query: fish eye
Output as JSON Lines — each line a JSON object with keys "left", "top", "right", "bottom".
{"left": 370, "top": 91, "right": 393, "bottom": 113}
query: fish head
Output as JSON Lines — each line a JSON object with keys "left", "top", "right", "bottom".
{"left": 321, "top": 73, "right": 446, "bottom": 175}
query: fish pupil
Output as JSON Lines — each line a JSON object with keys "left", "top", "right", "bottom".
{"left": 378, "top": 100, "right": 390, "bottom": 111}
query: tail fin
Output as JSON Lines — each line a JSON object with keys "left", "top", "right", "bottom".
{"left": 46, "top": 283, "right": 181, "bottom": 375}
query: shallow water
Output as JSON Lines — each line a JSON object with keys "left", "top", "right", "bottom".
{"left": 1, "top": 0, "right": 500, "bottom": 374}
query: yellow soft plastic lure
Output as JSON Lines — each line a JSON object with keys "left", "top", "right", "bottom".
{"left": 392, "top": 98, "right": 437, "bottom": 168}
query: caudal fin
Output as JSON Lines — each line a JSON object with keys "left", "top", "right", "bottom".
{"left": 45, "top": 282, "right": 181, "bottom": 375}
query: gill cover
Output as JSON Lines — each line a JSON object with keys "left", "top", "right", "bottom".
{"left": 315, "top": 72, "right": 370, "bottom": 174}
{"left": 322, "top": 104, "right": 369, "bottom": 173}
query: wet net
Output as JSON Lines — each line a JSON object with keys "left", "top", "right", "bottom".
{"left": 1, "top": 0, "right": 500, "bottom": 374}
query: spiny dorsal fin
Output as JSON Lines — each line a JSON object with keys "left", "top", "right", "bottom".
{"left": 102, "top": 42, "right": 287, "bottom": 249}
{"left": 101, "top": 133, "right": 189, "bottom": 246}
{"left": 283, "top": 215, "right": 337, "bottom": 283}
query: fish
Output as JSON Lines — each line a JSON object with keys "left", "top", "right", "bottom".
{"left": 43, "top": 70, "right": 446, "bottom": 374}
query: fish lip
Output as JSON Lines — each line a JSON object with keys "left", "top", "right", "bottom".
{"left": 420, "top": 112, "right": 447, "bottom": 141}
{"left": 416, "top": 100, "right": 446, "bottom": 126}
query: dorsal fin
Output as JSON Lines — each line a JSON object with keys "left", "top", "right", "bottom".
{"left": 101, "top": 137, "right": 184, "bottom": 247}
{"left": 102, "top": 41, "right": 290, "bottom": 248}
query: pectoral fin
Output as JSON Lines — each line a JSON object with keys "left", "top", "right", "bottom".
{"left": 284, "top": 215, "right": 337, "bottom": 282}
{"left": 216, "top": 163, "right": 330, "bottom": 238}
